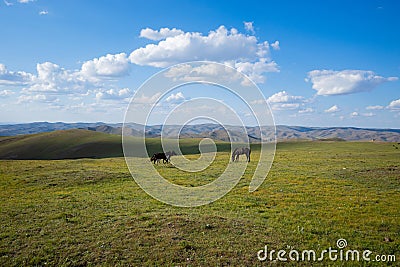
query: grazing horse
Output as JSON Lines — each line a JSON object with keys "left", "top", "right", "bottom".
{"left": 231, "top": 147, "right": 251, "bottom": 162}
{"left": 150, "top": 153, "right": 168, "bottom": 164}
{"left": 150, "top": 151, "right": 177, "bottom": 164}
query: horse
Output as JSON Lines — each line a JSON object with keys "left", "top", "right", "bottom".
{"left": 150, "top": 151, "right": 177, "bottom": 164}
{"left": 150, "top": 153, "right": 168, "bottom": 164}
{"left": 231, "top": 147, "right": 251, "bottom": 162}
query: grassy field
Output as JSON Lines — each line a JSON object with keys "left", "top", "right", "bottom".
{"left": 0, "top": 141, "right": 399, "bottom": 266}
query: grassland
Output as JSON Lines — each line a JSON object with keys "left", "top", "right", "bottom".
{"left": 0, "top": 141, "right": 399, "bottom": 266}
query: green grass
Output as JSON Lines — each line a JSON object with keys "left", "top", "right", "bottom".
{"left": 0, "top": 141, "right": 399, "bottom": 266}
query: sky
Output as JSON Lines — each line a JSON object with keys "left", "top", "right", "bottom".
{"left": 0, "top": 0, "right": 399, "bottom": 128}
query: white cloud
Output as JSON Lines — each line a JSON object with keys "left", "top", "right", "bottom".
{"left": 163, "top": 62, "right": 243, "bottom": 85}
{"left": 95, "top": 88, "right": 131, "bottom": 101}
{"left": 0, "top": 64, "right": 33, "bottom": 85}
{"left": 39, "top": 10, "right": 48, "bottom": 15}
{"left": 351, "top": 111, "right": 359, "bottom": 117}
{"left": 388, "top": 99, "right": 400, "bottom": 110}
{"left": 244, "top": 21, "right": 255, "bottom": 34}
{"left": 0, "top": 89, "right": 14, "bottom": 97}
{"left": 325, "top": 105, "right": 340, "bottom": 113}
{"left": 263, "top": 91, "right": 306, "bottom": 111}
{"left": 130, "top": 26, "right": 270, "bottom": 67}
{"left": 307, "top": 69, "right": 398, "bottom": 96}
{"left": 271, "top": 41, "right": 280, "bottom": 50}
{"left": 4, "top": 0, "right": 13, "bottom": 6}
{"left": 4, "top": 54, "right": 130, "bottom": 95}
{"left": 129, "top": 26, "right": 279, "bottom": 84}
{"left": 140, "top": 27, "right": 184, "bottom": 41}
{"left": 234, "top": 59, "right": 279, "bottom": 83}
{"left": 165, "top": 92, "right": 185, "bottom": 103}
{"left": 18, "top": 0, "right": 35, "bottom": 3}
{"left": 26, "top": 62, "right": 90, "bottom": 93}
{"left": 80, "top": 53, "right": 130, "bottom": 79}
{"left": 267, "top": 91, "right": 304, "bottom": 103}
{"left": 366, "top": 105, "right": 384, "bottom": 110}
{"left": 17, "top": 94, "right": 58, "bottom": 104}
{"left": 252, "top": 91, "right": 308, "bottom": 111}
{"left": 298, "top": 107, "right": 314, "bottom": 114}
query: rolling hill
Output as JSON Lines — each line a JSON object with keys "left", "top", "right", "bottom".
{"left": 0, "top": 129, "right": 233, "bottom": 160}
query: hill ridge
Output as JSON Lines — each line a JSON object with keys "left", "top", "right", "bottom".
{"left": 0, "top": 122, "right": 399, "bottom": 142}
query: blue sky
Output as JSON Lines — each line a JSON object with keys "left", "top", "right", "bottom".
{"left": 0, "top": 0, "right": 399, "bottom": 127}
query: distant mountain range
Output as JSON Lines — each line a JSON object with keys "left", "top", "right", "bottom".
{"left": 0, "top": 122, "right": 399, "bottom": 142}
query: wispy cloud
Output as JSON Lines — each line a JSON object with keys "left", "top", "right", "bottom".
{"left": 4, "top": 0, "right": 13, "bottom": 6}
{"left": 325, "top": 105, "right": 340, "bottom": 113}
{"left": 366, "top": 105, "right": 384, "bottom": 110}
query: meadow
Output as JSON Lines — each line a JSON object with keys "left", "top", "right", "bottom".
{"left": 0, "top": 141, "right": 399, "bottom": 266}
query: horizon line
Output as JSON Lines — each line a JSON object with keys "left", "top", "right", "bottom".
{"left": 0, "top": 121, "right": 399, "bottom": 130}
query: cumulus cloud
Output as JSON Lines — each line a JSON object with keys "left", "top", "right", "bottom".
{"left": 39, "top": 10, "right": 48, "bottom": 15}
{"left": 25, "top": 62, "right": 90, "bottom": 93}
{"left": 267, "top": 91, "right": 304, "bottom": 103}
{"left": 81, "top": 53, "right": 130, "bottom": 79}
{"left": 234, "top": 59, "right": 278, "bottom": 83}
{"left": 95, "top": 88, "right": 131, "bottom": 101}
{"left": 130, "top": 26, "right": 279, "bottom": 84}
{"left": 307, "top": 70, "right": 398, "bottom": 96}
{"left": 351, "top": 111, "right": 359, "bottom": 117}
{"left": 254, "top": 91, "right": 306, "bottom": 111}
{"left": 388, "top": 99, "right": 400, "bottom": 110}
{"left": 325, "top": 105, "right": 340, "bottom": 113}
{"left": 163, "top": 62, "right": 242, "bottom": 85}
{"left": 0, "top": 64, "right": 33, "bottom": 85}
{"left": 140, "top": 27, "right": 184, "bottom": 41}
{"left": 1, "top": 54, "right": 130, "bottom": 95}
{"left": 271, "top": 41, "right": 280, "bottom": 50}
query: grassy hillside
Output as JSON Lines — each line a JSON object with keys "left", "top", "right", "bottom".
{"left": 0, "top": 142, "right": 399, "bottom": 266}
{"left": 0, "top": 129, "right": 125, "bottom": 159}
{"left": 0, "top": 129, "right": 239, "bottom": 160}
